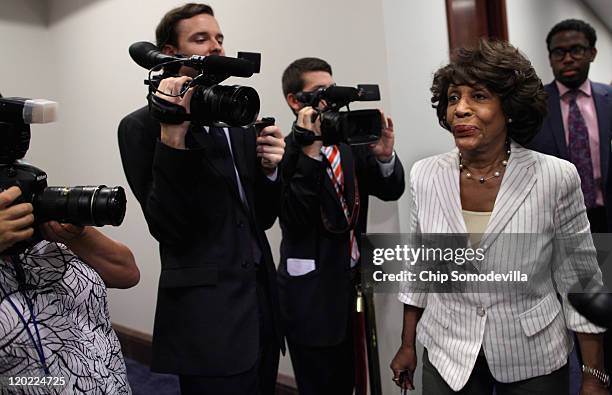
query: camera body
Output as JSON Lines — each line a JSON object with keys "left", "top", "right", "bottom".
{"left": 0, "top": 97, "right": 126, "bottom": 255}
{"left": 295, "top": 84, "right": 382, "bottom": 146}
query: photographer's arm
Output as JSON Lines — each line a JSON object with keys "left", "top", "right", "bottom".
{"left": 280, "top": 107, "right": 326, "bottom": 228}
{"left": 142, "top": 76, "right": 204, "bottom": 246}
{"left": 0, "top": 187, "right": 34, "bottom": 254}
{"left": 40, "top": 222, "right": 139, "bottom": 289}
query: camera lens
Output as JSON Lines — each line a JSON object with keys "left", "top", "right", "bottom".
{"left": 191, "top": 85, "right": 260, "bottom": 126}
{"left": 34, "top": 185, "right": 126, "bottom": 226}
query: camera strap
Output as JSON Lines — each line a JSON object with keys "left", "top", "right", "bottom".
{"left": 148, "top": 93, "right": 189, "bottom": 125}
{"left": 291, "top": 121, "right": 322, "bottom": 146}
{"left": 320, "top": 158, "right": 361, "bottom": 234}
{"left": 0, "top": 255, "right": 50, "bottom": 374}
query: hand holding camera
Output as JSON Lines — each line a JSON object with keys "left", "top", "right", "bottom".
{"left": 0, "top": 186, "right": 34, "bottom": 254}
{"left": 0, "top": 96, "right": 126, "bottom": 255}
{"left": 296, "top": 107, "right": 323, "bottom": 159}
{"left": 256, "top": 125, "right": 285, "bottom": 174}
{"left": 39, "top": 221, "right": 85, "bottom": 244}
{"left": 370, "top": 112, "right": 395, "bottom": 162}
{"left": 155, "top": 76, "right": 195, "bottom": 149}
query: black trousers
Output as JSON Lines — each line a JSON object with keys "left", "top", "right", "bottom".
{"left": 179, "top": 267, "right": 280, "bottom": 395}
{"left": 422, "top": 348, "right": 569, "bottom": 395}
{"left": 287, "top": 329, "right": 355, "bottom": 395}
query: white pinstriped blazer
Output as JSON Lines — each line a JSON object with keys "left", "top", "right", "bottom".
{"left": 399, "top": 141, "right": 606, "bottom": 391}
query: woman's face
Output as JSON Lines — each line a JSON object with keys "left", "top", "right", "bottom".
{"left": 446, "top": 84, "right": 507, "bottom": 153}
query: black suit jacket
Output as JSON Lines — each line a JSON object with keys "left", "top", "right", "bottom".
{"left": 527, "top": 81, "right": 612, "bottom": 228}
{"left": 278, "top": 132, "right": 405, "bottom": 347}
{"left": 118, "top": 106, "right": 283, "bottom": 376}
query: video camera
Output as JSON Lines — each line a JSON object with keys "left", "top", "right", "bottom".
{"left": 0, "top": 97, "right": 126, "bottom": 254}
{"left": 294, "top": 84, "right": 382, "bottom": 146}
{"left": 129, "top": 42, "right": 262, "bottom": 127}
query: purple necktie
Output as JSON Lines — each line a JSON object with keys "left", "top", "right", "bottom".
{"left": 567, "top": 89, "right": 597, "bottom": 209}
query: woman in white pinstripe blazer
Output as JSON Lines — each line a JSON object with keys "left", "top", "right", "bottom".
{"left": 390, "top": 40, "right": 608, "bottom": 394}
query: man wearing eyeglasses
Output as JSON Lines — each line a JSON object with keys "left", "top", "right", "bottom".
{"left": 527, "top": 18, "right": 612, "bottom": 389}
{"left": 528, "top": 19, "right": 612, "bottom": 233}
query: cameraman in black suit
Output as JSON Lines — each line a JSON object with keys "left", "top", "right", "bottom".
{"left": 117, "top": 4, "right": 285, "bottom": 394}
{"left": 278, "top": 57, "right": 405, "bottom": 394}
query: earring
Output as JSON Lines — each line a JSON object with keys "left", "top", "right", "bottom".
{"left": 508, "top": 118, "right": 513, "bottom": 124}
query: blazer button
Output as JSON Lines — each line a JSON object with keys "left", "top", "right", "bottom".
{"left": 477, "top": 306, "right": 486, "bottom": 317}
{"left": 241, "top": 260, "right": 249, "bottom": 268}
{"left": 237, "top": 221, "right": 245, "bottom": 228}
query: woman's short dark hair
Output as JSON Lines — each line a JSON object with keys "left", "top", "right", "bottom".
{"left": 156, "top": 3, "right": 214, "bottom": 49}
{"left": 430, "top": 39, "right": 548, "bottom": 145}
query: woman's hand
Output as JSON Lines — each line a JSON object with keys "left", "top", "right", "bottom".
{"left": 390, "top": 344, "right": 417, "bottom": 391}
{"left": 0, "top": 187, "right": 35, "bottom": 254}
{"left": 39, "top": 221, "right": 85, "bottom": 244}
{"left": 579, "top": 376, "right": 610, "bottom": 394}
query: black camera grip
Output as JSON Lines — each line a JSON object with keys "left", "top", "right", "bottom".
{"left": 254, "top": 117, "right": 275, "bottom": 135}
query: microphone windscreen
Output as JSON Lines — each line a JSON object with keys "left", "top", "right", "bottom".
{"left": 129, "top": 41, "right": 175, "bottom": 70}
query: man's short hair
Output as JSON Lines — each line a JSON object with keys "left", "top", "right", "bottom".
{"left": 546, "top": 19, "right": 597, "bottom": 49}
{"left": 156, "top": 3, "right": 215, "bottom": 49}
{"left": 282, "top": 57, "right": 332, "bottom": 98}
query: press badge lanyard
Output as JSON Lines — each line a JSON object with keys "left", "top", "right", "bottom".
{"left": 0, "top": 256, "right": 50, "bottom": 374}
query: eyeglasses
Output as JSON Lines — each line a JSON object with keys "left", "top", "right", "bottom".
{"left": 549, "top": 45, "right": 590, "bottom": 61}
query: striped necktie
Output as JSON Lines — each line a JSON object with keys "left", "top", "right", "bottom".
{"left": 321, "top": 145, "right": 360, "bottom": 266}
{"left": 566, "top": 89, "right": 597, "bottom": 209}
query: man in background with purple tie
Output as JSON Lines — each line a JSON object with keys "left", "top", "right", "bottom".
{"left": 526, "top": 18, "right": 612, "bottom": 387}
{"left": 528, "top": 19, "right": 612, "bottom": 233}
{"left": 277, "top": 57, "right": 405, "bottom": 395}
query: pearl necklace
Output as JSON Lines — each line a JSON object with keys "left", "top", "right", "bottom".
{"left": 459, "top": 146, "right": 510, "bottom": 184}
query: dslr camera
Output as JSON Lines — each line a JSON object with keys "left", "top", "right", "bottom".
{"left": 129, "top": 42, "right": 262, "bottom": 127}
{"left": 294, "top": 84, "right": 382, "bottom": 146}
{"left": 0, "top": 97, "right": 126, "bottom": 254}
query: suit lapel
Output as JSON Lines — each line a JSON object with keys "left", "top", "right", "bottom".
{"left": 190, "top": 127, "right": 246, "bottom": 210}
{"left": 228, "top": 127, "right": 253, "bottom": 209}
{"left": 480, "top": 142, "right": 537, "bottom": 251}
{"left": 592, "top": 82, "right": 611, "bottom": 188}
{"left": 433, "top": 151, "right": 466, "bottom": 234}
{"left": 546, "top": 83, "right": 569, "bottom": 159}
